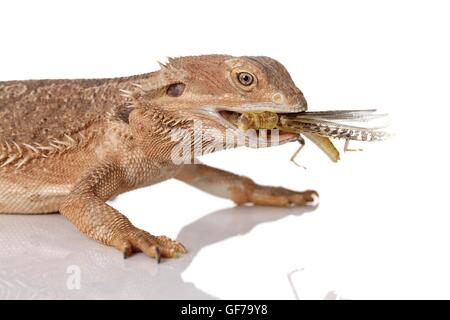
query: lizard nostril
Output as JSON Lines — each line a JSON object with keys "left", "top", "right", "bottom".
{"left": 272, "top": 93, "right": 285, "bottom": 105}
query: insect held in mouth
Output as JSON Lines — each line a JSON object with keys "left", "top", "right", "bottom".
{"left": 237, "top": 111, "right": 280, "bottom": 131}
{"left": 236, "top": 109, "right": 389, "bottom": 165}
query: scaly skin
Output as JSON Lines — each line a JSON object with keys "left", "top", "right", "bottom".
{"left": 0, "top": 55, "right": 317, "bottom": 261}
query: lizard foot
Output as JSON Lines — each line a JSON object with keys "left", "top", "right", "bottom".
{"left": 112, "top": 228, "right": 187, "bottom": 262}
{"left": 233, "top": 183, "right": 319, "bottom": 207}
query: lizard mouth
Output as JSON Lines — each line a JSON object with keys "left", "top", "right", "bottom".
{"left": 197, "top": 103, "right": 305, "bottom": 146}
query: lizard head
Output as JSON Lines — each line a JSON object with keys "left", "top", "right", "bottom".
{"left": 130, "top": 55, "right": 307, "bottom": 150}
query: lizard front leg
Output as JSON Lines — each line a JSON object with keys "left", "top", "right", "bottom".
{"left": 59, "top": 161, "right": 186, "bottom": 262}
{"left": 175, "top": 164, "right": 318, "bottom": 207}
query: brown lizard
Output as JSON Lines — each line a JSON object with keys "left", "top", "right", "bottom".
{"left": 0, "top": 55, "right": 317, "bottom": 262}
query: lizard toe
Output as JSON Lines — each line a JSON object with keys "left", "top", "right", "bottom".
{"left": 288, "top": 189, "right": 319, "bottom": 206}
{"left": 112, "top": 228, "right": 187, "bottom": 261}
{"left": 155, "top": 235, "right": 187, "bottom": 254}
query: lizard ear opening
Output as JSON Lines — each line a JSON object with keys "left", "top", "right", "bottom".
{"left": 166, "top": 83, "right": 185, "bottom": 97}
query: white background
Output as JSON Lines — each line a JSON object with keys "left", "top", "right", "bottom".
{"left": 0, "top": 0, "right": 449, "bottom": 299}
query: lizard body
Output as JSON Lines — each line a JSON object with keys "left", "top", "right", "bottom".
{"left": 0, "top": 55, "right": 316, "bottom": 261}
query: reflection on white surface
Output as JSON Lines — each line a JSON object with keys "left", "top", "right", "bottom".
{"left": 1, "top": 0, "right": 450, "bottom": 300}
{"left": 0, "top": 205, "right": 316, "bottom": 299}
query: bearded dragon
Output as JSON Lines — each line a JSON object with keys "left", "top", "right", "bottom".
{"left": 0, "top": 55, "right": 318, "bottom": 262}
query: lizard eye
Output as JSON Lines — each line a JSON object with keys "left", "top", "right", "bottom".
{"left": 166, "top": 83, "right": 185, "bottom": 97}
{"left": 237, "top": 72, "right": 254, "bottom": 86}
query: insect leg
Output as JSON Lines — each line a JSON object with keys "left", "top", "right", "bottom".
{"left": 290, "top": 135, "right": 307, "bottom": 169}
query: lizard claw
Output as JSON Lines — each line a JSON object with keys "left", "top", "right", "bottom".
{"left": 155, "top": 246, "right": 161, "bottom": 264}
{"left": 122, "top": 244, "right": 132, "bottom": 259}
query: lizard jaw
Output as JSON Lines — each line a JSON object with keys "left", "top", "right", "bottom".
{"left": 197, "top": 104, "right": 302, "bottom": 145}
